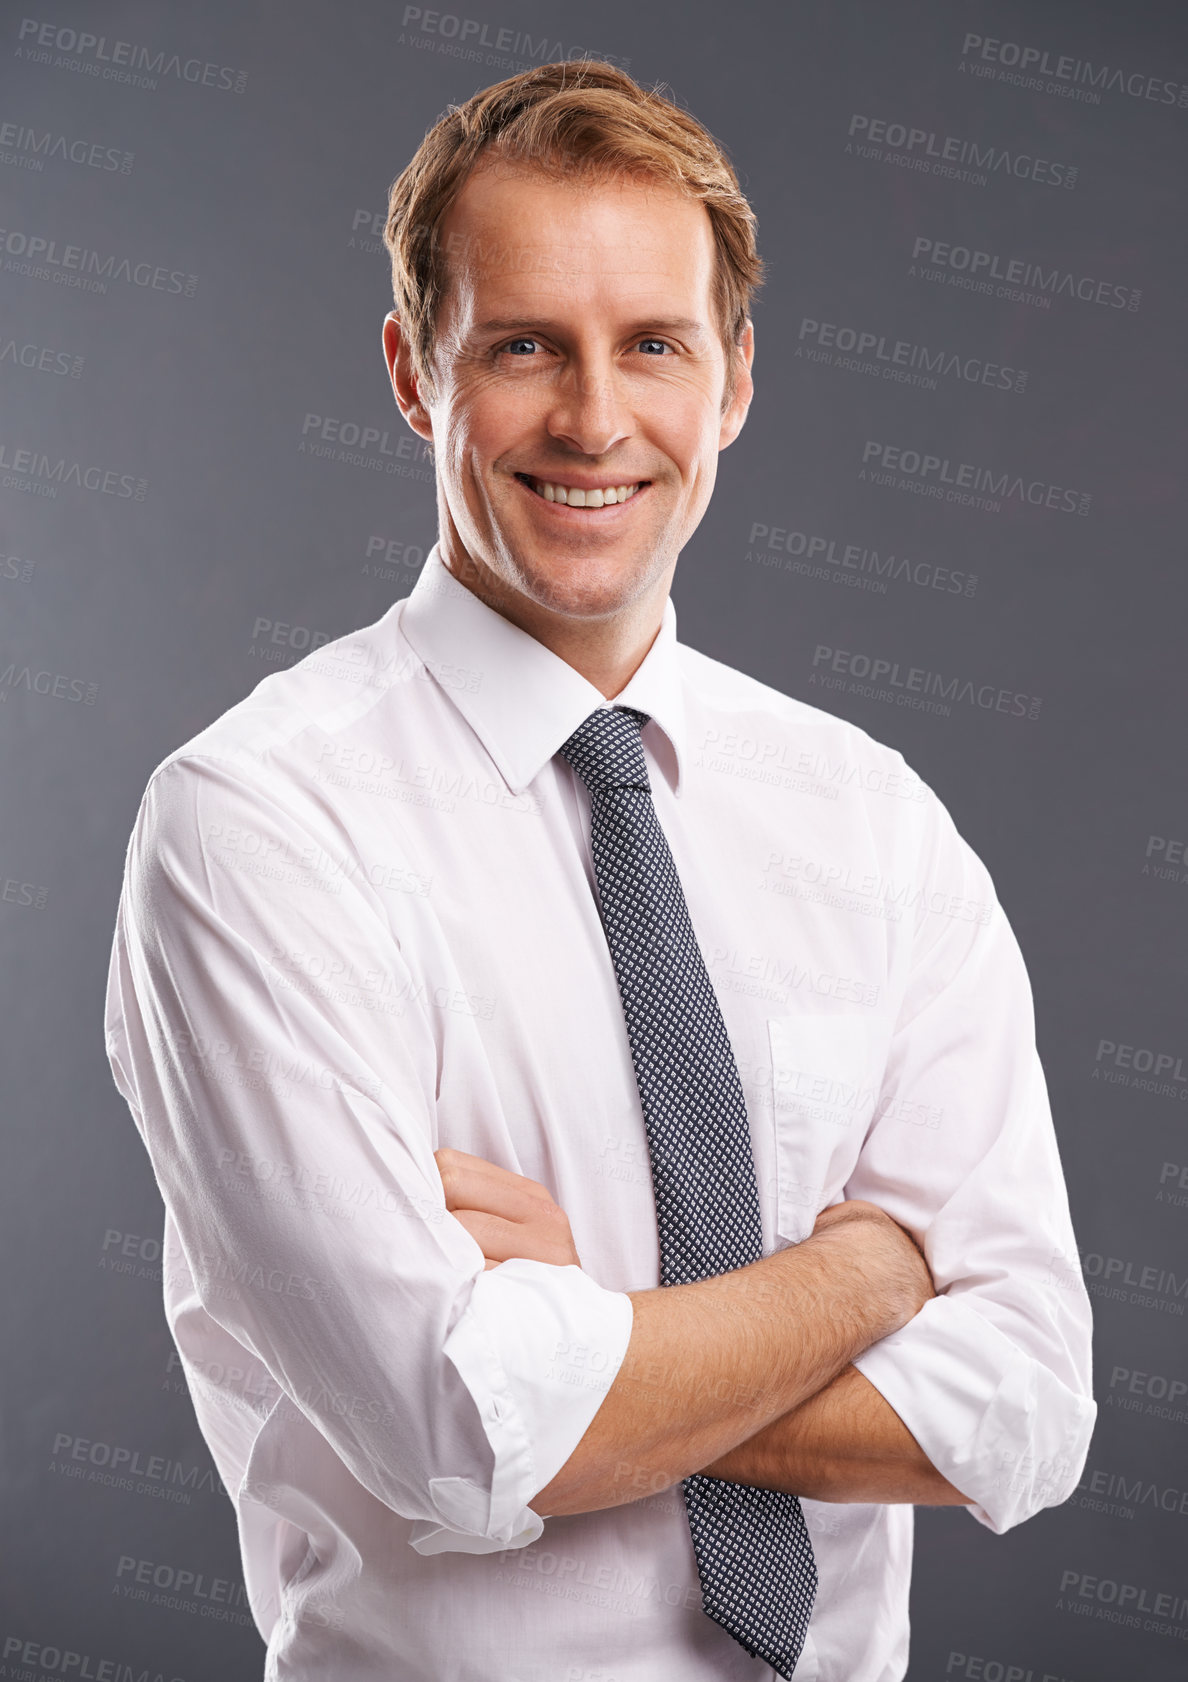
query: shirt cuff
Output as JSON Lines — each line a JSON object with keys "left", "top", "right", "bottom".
{"left": 408, "top": 1259, "right": 634, "bottom": 1556}
{"left": 852, "top": 1294, "right": 1097, "bottom": 1534}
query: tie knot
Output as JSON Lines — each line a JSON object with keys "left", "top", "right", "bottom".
{"left": 557, "top": 705, "right": 652, "bottom": 793}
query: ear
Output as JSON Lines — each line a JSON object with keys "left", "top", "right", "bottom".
{"left": 382, "top": 312, "right": 434, "bottom": 443}
{"left": 718, "top": 318, "right": 754, "bottom": 451}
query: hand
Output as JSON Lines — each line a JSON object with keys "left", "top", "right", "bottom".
{"left": 811, "top": 1197, "right": 897, "bottom": 1234}
{"left": 434, "top": 1147, "right": 582, "bottom": 1271}
{"left": 810, "top": 1198, "right": 935, "bottom": 1332}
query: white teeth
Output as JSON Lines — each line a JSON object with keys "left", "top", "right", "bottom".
{"left": 529, "top": 479, "right": 641, "bottom": 506}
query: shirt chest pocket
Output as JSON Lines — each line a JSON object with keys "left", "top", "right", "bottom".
{"left": 766, "top": 1013, "right": 885, "bottom": 1245}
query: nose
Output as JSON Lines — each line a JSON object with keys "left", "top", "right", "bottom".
{"left": 545, "top": 355, "right": 633, "bottom": 458}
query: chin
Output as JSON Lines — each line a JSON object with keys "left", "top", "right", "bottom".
{"left": 516, "top": 558, "right": 653, "bottom": 619}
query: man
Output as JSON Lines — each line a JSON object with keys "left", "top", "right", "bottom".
{"left": 104, "top": 61, "right": 1095, "bottom": 1682}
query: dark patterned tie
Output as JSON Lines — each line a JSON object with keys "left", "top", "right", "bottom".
{"left": 557, "top": 703, "right": 817, "bottom": 1677}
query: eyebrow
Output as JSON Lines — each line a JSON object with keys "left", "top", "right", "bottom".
{"left": 474, "top": 316, "right": 710, "bottom": 339}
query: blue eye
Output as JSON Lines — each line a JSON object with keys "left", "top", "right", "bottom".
{"left": 637, "top": 339, "right": 671, "bottom": 355}
{"left": 504, "top": 338, "right": 539, "bottom": 355}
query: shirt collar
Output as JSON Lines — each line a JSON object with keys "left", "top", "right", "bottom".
{"left": 400, "top": 544, "right": 687, "bottom": 798}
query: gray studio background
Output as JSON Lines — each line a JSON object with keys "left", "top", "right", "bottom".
{"left": 3, "top": 0, "right": 1186, "bottom": 1676}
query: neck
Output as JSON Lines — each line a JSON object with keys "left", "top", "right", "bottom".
{"left": 437, "top": 539, "right": 669, "bottom": 700}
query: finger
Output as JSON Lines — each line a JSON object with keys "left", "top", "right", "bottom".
{"left": 450, "top": 1207, "right": 577, "bottom": 1268}
{"left": 434, "top": 1146, "right": 554, "bottom": 1200}
{"left": 435, "top": 1148, "right": 559, "bottom": 1222}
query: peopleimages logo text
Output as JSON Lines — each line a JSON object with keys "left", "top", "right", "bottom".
{"left": 911, "top": 238, "right": 1140, "bottom": 312}
{"left": 861, "top": 441, "right": 1090, "bottom": 515}
{"left": 811, "top": 646, "right": 1041, "bottom": 720}
{"left": 847, "top": 114, "right": 1077, "bottom": 188}
{"left": 960, "top": 34, "right": 1188, "bottom": 109}
{"left": 0, "top": 226, "right": 196, "bottom": 294}
{"left": 15, "top": 17, "right": 249, "bottom": 92}
{"left": 798, "top": 316, "right": 1027, "bottom": 391}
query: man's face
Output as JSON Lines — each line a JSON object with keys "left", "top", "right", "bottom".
{"left": 387, "top": 159, "right": 753, "bottom": 626}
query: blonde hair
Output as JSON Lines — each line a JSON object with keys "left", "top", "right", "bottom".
{"left": 383, "top": 60, "right": 763, "bottom": 394}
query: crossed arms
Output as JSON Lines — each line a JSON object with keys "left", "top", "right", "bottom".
{"left": 435, "top": 1147, "right": 971, "bottom": 1515}
{"left": 107, "top": 754, "right": 1097, "bottom": 1555}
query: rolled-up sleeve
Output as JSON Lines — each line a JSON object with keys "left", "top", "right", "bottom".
{"left": 104, "top": 753, "right": 633, "bottom": 1554}
{"left": 847, "top": 784, "right": 1096, "bottom": 1534}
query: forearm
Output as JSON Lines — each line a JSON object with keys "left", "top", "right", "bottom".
{"left": 701, "top": 1362, "right": 972, "bottom": 1505}
{"left": 533, "top": 1211, "right": 928, "bottom": 1517}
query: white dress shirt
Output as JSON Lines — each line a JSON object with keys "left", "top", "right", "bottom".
{"left": 104, "top": 542, "right": 1096, "bottom": 1682}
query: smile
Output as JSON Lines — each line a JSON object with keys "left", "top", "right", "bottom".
{"left": 515, "top": 474, "right": 646, "bottom": 508}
